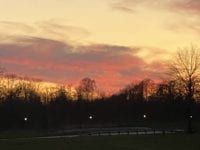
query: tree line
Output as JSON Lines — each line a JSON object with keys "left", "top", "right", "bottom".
{"left": 0, "top": 45, "right": 200, "bottom": 130}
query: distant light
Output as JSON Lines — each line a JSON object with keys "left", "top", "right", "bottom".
{"left": 143, "top": 114, "right": 147, "bottom": 119}
{"left": 89, "top": 116, "right": 93, "bottom": 120}
{"left": 126, "top": 95, "right": 130, "bottom": 100}
{"left": 190, "top": 115, "right": 193, "bottom": 119}
{"left": 24, "top": 117, "right": 28, "bottom": 121}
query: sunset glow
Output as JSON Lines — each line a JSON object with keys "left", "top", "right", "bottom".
{"left": 0, "top": 0, "right": 200, "bottom": 92}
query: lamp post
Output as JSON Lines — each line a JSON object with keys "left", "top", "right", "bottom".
{"left": 89, "top": 115, "right": 94, "bottom": 128}
{"left": 143, "top": 114, "right": 147, "bottom": 128}
{"left": 24, "top": 117, "right": 28, "bottom": 129}
{"left": 187, "top": 115, "right": 193, "bottom": 133}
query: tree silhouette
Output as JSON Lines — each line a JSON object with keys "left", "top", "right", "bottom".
{"left": 77, "top": 77, "right": 97, "bottom": 100}
{"left": 168, "top": 45, "right": 200, "bottom": 133}
{"left": 168, "top": 45, "right": 200, "bottom": 101}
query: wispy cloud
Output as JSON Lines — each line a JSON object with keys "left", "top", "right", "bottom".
{"left": 110, "top": 0, "right": 168, "bottom": 13}
{"left": 110, "top": 0, "right": 200, "bottom": 36}
{"left": 0, "top": 20, "right": 90, "bottom": 44}
{"left": 111, "top": 0, "right": 200, "bottom": 15}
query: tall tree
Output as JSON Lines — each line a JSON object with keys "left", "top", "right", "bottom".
{"left": 168, "top": 45, "right": 200, "bottom": 101}
{"left": 168, "top": 45, "right": 200, "bottom": 133}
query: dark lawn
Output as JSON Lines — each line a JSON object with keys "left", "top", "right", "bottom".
{"left": 0, "top": 134, "right": 199, "bottom": 150}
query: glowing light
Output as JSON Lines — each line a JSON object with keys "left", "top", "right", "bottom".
{"left": 24, "top": 117, "right": 28, "bottom": 121}
{"left": 89, "top": 115, "right": 93, "bottom": 120}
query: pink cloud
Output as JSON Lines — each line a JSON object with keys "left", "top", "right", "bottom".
{"left": 172, "top": 0, "right": 200, "bottom": 14}
{"left": 0, "top": 37, "right": 165, "bottom": 93}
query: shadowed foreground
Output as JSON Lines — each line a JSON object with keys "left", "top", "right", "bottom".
{"left": 0, "top": 134, "right": 199, "bottom": 150}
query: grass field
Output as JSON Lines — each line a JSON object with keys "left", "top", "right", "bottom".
{"left": 0, "top": 134, "right": 200, "bottom": 150}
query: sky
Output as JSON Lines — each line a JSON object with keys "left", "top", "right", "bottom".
{"left": 0, "top": 0, "right": 200, "bottom": 93}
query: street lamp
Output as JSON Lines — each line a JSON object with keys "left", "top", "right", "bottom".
{"left": 143, "top": 114, "right": 147, "bottom": 119}
{"left": 89, "top": 115, "right": 93, "bottom": 120}
{"left": 187, "top": 115, "right": 193, "bottom": 133}
{"left": 24, "top": 117, "right": 28, "bottom": 122}
{"left": 23, "top": 117, "right": 28, "bottom": 129}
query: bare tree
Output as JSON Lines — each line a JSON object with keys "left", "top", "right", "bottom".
{"left": 168, "top": 45, "right": 200, "bottom": 133}
{"left": 77, "top": 77, "right": 97, "bottom": 100}
{"left": 168, "top": 45, "right": 200, "bottom": 101}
